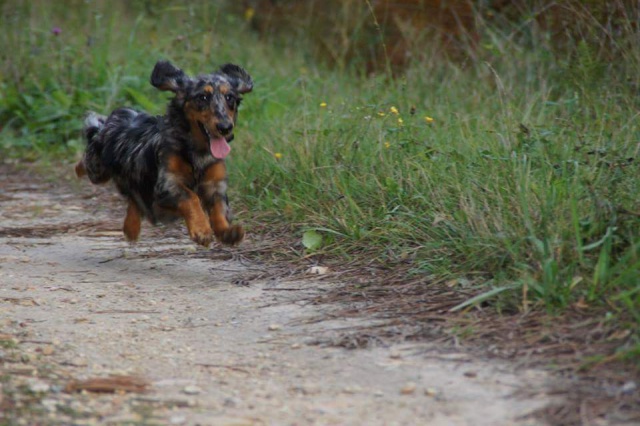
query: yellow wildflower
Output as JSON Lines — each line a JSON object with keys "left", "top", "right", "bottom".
{"left": 425, "top": 116, "right": 434, "bottom": 123}
{"left": 244, "top": 7, "right": 255, "bottom": 21}
{"left": 377, "top": 111, "right": 386, "bottom": 117}
{"left": 389, "top": 106, "right": 399, "bottom": 115}
{"left": 274, "top": 152, "right": 283, "bottom": 159}
{"left": 384, "top": 142, "right": 391, "bottom": 149}
{"left": 397, "top": 117, "right": 404, "bottom": 126}
{"left": 320, "top": 102, "right": 327, "bottom": 108}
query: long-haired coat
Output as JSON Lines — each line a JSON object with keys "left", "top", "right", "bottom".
{"left": 75, "top": 60, "right": 253, "bottom": 247}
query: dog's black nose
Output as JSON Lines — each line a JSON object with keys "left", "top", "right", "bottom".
{"left": 217, "top": 122, "right": 233, "bottom": 135}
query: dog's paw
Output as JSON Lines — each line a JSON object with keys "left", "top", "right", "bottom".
{"left": 190, "top": 228, "right": 213, "bottom": 247}
{"left": 123, "top": 228, "right": 140, "bottom": 243}
{"left": 215, "top": 224, "right": 245, "bottom": 246}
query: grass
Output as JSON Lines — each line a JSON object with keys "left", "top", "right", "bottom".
{"left": 1, "top": 1, "right": 638, "bottom": 359}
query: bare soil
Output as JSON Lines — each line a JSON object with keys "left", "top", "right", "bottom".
{"left": 0, "top": 162, "right": 636, "bottom": 425}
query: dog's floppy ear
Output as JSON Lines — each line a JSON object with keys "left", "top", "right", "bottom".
{"left": 151, "top": 60, "right": 188, "bottom": 93}
{"left": 219, "top": 64, "right": 253, "bottom": 94}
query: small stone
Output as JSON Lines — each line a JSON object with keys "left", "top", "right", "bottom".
{"left": 464, "top": 371, "right": 477, "bottom": 378}
{"left": 306, "top": 266, "right": 329, "bottom": 275}
{"left": 170, "top": 414, "right": 187, "bottom": 425}
{"left": 223, "top": 397, "right": 240, "bottom": 407}
{"left": 389, "top": 350, "right": 402, "bottom": 359}
{"left": 27, "top": 380, "right": 50, "bottom": 393}
{"left": 183, "top": 385, "right": 202, "bottom": 395}
{"left": 268, "top": 324, "right": 282, "bottom": 331}
{"left": 424, "top": 388, "right": 437, "bottom": 397}
{"left": 620, "top": 381, "right": 637, "bottom": 395}
{"left": 290, "top": 343, "right": 302, "bottom": 349}
{"left": 342, "top": 385, "right": 362, "bottom": 394}
{"left": 400, "top": 382, "right": 417, "bottom": 395}
{"left": 41, "top": 398, "right": 58, "bottom": 412}
{"left": 70, "top": 357, "right": 88, "bottom": 367}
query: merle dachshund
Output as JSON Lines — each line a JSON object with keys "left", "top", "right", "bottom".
{"left": 75, "top": 60, "right": 253, "bottom": 247}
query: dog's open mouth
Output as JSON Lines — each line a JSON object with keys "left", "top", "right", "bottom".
{"left": 198, "top": 122, "right": 231, "bottom": 160}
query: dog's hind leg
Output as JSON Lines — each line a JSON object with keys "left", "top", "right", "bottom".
{"left": 75, "top": 160, "right": 87, "bottom": 178}
{"left": 123, "top": 200, "right": 142, "bottom": 242}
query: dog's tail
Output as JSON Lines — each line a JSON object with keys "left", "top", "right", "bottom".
{"left": 75, "top": 112, "right": 111, "bottom": 183}
{"left": 84, "top": 112, "right": 106, "bottom": 144}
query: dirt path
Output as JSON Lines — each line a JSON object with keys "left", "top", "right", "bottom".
{"left": 0, "top": 165, "right": 557, "bottom": 425}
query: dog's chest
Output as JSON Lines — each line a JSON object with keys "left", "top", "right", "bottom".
{"left": 190, "top": 153, "right": 218, "bottom": 179}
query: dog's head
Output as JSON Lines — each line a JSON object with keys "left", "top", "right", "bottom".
{"left": 151, "top": 60, "right": 253, "bottom": 160}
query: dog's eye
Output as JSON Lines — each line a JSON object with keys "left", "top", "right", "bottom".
{"left": 198, "top": 94, "right": 211, "bottom": 103}
{"left": 225, "top": 94, "right": 236, "bottom": 107}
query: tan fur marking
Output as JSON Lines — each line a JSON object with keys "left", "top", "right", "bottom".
{"left": 203, "top": 85, "right": 214, "bottom": 94}
{"left": 177, "top": 192, "right": 212, "bottom": 247}
{"left": 164, "top": 155, "right": 210, "bottom": 245}
{"left": 219, "top": 84, "right": 231, "bottom": 95}
{"left": 184, "top": 101, "right": 213, "bottom": 149}
{"left": 203, "top": 162, "right": 229, "bottom": 234}
{"left": 203, "top": 161, "right": 227, "bottom": 183}
{"left": 123, "top": 200, "right": 142, "bottom": 242}
{"left": 211, "top": 201, "right": 230, "bottom": 234}
{"left": 166, "top": 154, "right": 193, "bottom": 180}
{"left": 75, "top": 160, "right": 87, "bottom": 178}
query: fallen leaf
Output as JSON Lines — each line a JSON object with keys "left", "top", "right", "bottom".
{"left": 400, "top": 382, "right": 417, "bottom": 395}
{"left": 65, "top": 375, "right": 150, "bottom": 394}
{"left": 302, "top": 230, "right": 323, "bottom": 251}
{"left": 608, "top": 329, "right": 631, "bottom": 341}
{"left": 2, "top": 297, "right": 38, "bottom": 306}
{"left": 0, "top": 333, "right": 17, "bottom": 343}
{"left": 445, "top": 279, "right": 458, "bottom": 288}
{"left": 574, "top": 297, "right": 589, "bottom": 309}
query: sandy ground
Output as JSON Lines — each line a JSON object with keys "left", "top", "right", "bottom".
{"left": 0, "top": 167, "right": 557, "bottom": 425}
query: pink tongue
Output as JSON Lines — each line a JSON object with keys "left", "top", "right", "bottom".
{"left": 210, "top": 137, "right": 231, "bottom": 159}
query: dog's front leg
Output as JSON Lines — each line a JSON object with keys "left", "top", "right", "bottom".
{"left": 200, "top": 162, "right": 244, "bottom": 245}
{"left": 176, "top": 189, "right": 213, "bottom": 247}
{"left": 159, "top": 156, "right": 213, "bottom": 247}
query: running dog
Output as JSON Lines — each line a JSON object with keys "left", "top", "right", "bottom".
{"left": 75, "top": 60, "right": 253, "bottom": 247}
